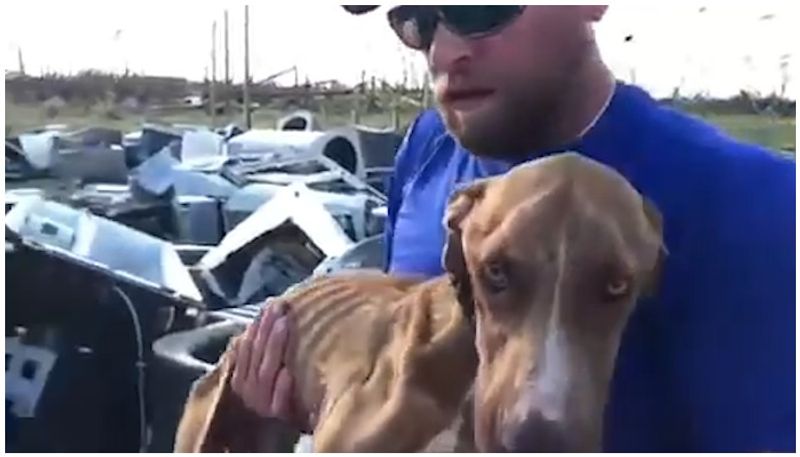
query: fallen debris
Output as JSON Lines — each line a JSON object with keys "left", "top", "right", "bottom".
{"left": 4, "top": 113, "right": 406, "bottom": 453}
{"left": 50, "top": 144, "right": 129, "bottom": 184}
{"left": 17, "top": 130, "right": 59, "bottom": 171}
{"left": 196, "top": 183, "right": 354, "bottom": 308}
{"left": 277, "top": 109, "right": 321, "bottom": 131}
{"left": 6, "top": 195, "right": 203, "bottom": 303}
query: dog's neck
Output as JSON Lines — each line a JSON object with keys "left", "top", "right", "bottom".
{"left": 397, "top": 275, "right": 479, "bottom": 422}
{"left": 411, "top": 274, "right": 476, "bottom": 332}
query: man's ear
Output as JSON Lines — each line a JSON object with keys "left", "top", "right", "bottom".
{"left": 641, "top": 196, "right": 667, "bottom": 298}
{"left": 583, "top": 5, "right": 608, "bottom": 22}
{"left": 442, "top": 179, "right": 489, "bottom": 321}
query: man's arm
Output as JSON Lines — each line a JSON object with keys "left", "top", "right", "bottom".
{"left": 384, "top": 109, "right": 446, "bottom": 271}
{"left": 667, "top": 146, "right": 795, "bottom": 451}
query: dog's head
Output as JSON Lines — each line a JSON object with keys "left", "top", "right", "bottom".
{"left": 442, "top": 152, "right": 666, "bottom": 452}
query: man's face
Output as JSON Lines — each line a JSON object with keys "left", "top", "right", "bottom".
{"left": 426, "top": 6, "right": 606, "bottom": 157}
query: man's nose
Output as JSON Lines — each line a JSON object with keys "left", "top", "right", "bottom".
{"left": 427, "top": 24, "right": 474, "bottom": 77}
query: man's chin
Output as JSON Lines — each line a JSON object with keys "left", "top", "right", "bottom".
{"left": 439, "top": 101, "right": 562, "bottom": 159}
{"left": 440, "top": 106, "right": 523, "bottom": 159}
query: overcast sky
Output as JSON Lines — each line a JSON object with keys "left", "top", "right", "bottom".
{"left": 3, "top": 1, "right": 796, "bottom": 98}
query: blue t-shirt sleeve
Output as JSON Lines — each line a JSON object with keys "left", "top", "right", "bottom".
{"left": 667, "top": 145, "right": 795, "bottom": 451}
{"left": 383, "top": 109, "right": 442, "bottom": 271}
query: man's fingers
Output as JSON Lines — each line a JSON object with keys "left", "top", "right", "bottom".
{"left": 270, "top": 367, "right": 294, "bottom": 419}
{"left": 257, "top": 315, "right": 290, "bottom": 407}
{"left": 231, "top": 323, "right": 257, "bottom": 394}
{"left": 247, "top": 303, "right": 282, "bottom": 383}
{"left": 229, "top": 299, "right": 294, "bottom": 419}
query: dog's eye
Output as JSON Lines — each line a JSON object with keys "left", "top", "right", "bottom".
{"left": 605, "top": 278, "right": 630, "bottom": 299}
{"left": 483, "top": 261, "right": 509, "bottom": 292}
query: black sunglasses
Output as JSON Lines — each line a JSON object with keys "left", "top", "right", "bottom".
{"left": 387, "top": 5, "right": 526, "bottom": 51}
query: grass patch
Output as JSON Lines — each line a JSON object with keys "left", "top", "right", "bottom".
{"left": 702, "top": 114, "right": 795, "bottom": 153}
{"left": 5, "top": 101, "right": 794, "bottom": 154}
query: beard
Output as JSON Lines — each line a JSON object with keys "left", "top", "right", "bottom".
{"left": 438, "top": 83, "right": 565, "bottom": 160}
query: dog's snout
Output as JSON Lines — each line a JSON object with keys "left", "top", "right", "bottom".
{"left": 502, "top": 413, "right": 571, "bottom": 452}
{"left": 498, "top": 392, "right": 600, "bottom": 453}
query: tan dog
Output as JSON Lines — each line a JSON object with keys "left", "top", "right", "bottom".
{"left": 173, "top": 152, "right": 665, "bottom": 453}
{"left": 174, "top": 272, "right": 477, "bottom": 452}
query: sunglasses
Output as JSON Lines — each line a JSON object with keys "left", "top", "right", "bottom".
{"left": 387, "top": 5, "right": 526, "bottom": 51}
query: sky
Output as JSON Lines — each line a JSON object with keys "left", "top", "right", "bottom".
{"left": 3, "top": 1, "right": 796, "bottom": 99}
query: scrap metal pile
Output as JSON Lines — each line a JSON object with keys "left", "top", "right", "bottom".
{"left": 4, "top": 112, "right": 402, "bottom": 452}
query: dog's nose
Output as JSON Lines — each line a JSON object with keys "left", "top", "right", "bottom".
{"left": 502, "top": 413, "right": 571, "bottom": 452}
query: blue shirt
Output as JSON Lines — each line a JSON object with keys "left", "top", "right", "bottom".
{"left": 383, "top": 82, "right": 795, "bottom": 452}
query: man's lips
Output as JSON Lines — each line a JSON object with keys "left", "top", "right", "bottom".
{"left": 441, "top": 88, "right": 495, "bottom": 109}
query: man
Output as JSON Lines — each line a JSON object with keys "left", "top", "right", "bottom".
{"left": 229, "top": 6, "right": 795, "bottom": 451}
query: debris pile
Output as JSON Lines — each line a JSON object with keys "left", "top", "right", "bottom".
{"left": 5, "top": 111, "right": 400, "bottom": 452}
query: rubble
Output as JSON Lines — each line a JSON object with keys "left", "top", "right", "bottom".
{"left": 6, "top": 117, "right": 398, "bottom": 291}
{"left": 6, "top": 138, "right": 40, "bottom": 180}
{"left": 277, "top": 109, "right": 321, "bottom": 131}
{"left": 313, "top": 233, "right": 385, "bottom": 276}
{"left": 6, "top": 195, "right": 203, "bottom": 304}
{"left": 125, "top": 124, "right": 182, "bottom": 167}
{"left": 50, "top": 144, "right": 128, "bottom": 184}
{"left": 172, "top": 195, "right": 222, "bottom": 246}
{"left": 5, "top": 197, "right": 204, "bottom": 453}
{"left": 56, "top": 126, "right": 123, "bottom": 149}
{"left": 195, "top": 182, "right": 354, "bottom": 308}
{"left": 226, "top": 129, "right": 325, "bottom": 160}
{"left": 6, "top": 188, "right": 44, "bottom": 212}
{"left": 130, "top": 147, "right": 237, "bottom": 200}
{"left": 5, "top": 114, "right": 403, "bottom": 452}
{"left": 180, "top": 130, "right": 226, "bottom": 170}
{"left": 17, "top": 130, "right": 59, "bottom": 170}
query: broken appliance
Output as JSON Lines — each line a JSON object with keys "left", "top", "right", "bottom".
{"left": 5, "top": 197, "right": 205, "bottom": 452}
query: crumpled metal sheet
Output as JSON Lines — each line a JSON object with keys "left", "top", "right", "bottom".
{"left": 323, "top": 125, "right": 400, "bottom": 169}
{"left": 131, "top": 148, "right": 181, "bottom": 196}
{"left": 6, "top": 188, "right": 45, "bottom": 212}
{"left": 225, "top": 129, "right": 326, "bottom": 160}
{"left": 276, "top": 110, "right": 321, "bottom": 132}
{"left": 55, "top": 127, "right": 123, "bottom": 149}
{"left": 17, "top": 131, "right": 59, "bottom": 170}
{"left": 172, "top": 195, "right": 221, "bottom": 246}
{"left": 312, "top": 234, "right": 385, "bottom": 277}
{"left": 6, "top": 139, "right": 40, "bottom": 180}
{"left": 222, "top": 182, "right": 371, "bottom": 240}
{"left": 196, "top": 183, "right": 354, "bottom": 308}
{"left": 131, "top": 148, "right": 236, "bottom": 199}
{"left": 50, "top": 145, "right": 129, "bottom": 184}
{"left": 201, "top": 182, "right": 352, "bottom": 267}
{"left": 221, "top": 183, "right": 282, "bottom": 231}
{"left": 173, "top": 171, "right": 236, "bottom": 199}
{"left": 323, "top": 126, "right": 402, "bottom": 193}
{"left": 5, "top": 196, "right": 202, "bottom": 304}
{"left": 180, "top": 130, "right": 227, "bottom": 171}
{"left": 134, "top": 125, "right": 182, "bottom": 165}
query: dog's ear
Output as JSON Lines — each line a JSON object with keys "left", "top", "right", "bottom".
{"left": 442, "top": 179, "right": 489, "bottom": 322}
{"left": 641, "top": 196, "right": 667, "bottom": 298}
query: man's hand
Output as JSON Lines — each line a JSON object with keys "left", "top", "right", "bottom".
{"left": 231, "top": 301, "right": 304, "bottom": 429}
